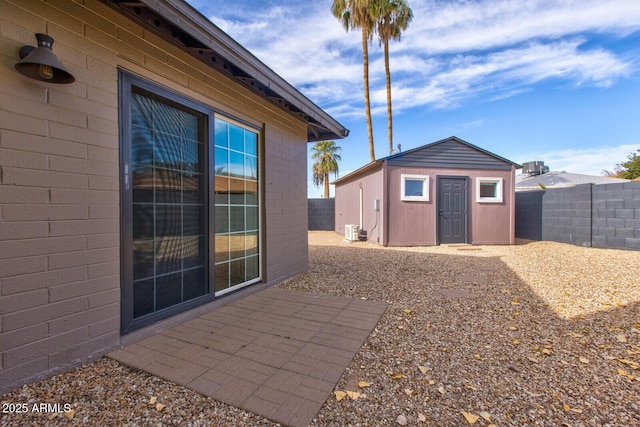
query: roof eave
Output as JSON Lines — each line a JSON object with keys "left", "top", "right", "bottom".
{"left": 331, "top": 160, "right": 383, "bottom": 185}
{"left": 103, "top": 0, "right": 348, "bottom": 142}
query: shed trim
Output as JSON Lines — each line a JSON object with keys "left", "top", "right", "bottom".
{"left": 332, "top": 161, "right": 383, "bottom": 185}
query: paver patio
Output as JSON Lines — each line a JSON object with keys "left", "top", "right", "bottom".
{"left": 108, "top": 287, "right": 387, "bottom": 427}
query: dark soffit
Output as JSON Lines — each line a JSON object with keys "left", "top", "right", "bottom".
{"left": 104, "top": 0, "right": 349, "bottom": 142}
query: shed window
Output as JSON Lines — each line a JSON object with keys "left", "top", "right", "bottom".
{"left": 476, "top": 177, "right": 503, "bottom": 203}
{"left": 401, "top": 174, "right": 429, "bottom": 201}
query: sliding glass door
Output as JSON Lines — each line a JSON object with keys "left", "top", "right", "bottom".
{"left": 120, "top": 71, "right": 261, "bottom": 333}
{"left": 213, "top": 118, "right": 261, "bottom": 295}
{"left": 129, "top": 88, "right": 207, "bottom": 318}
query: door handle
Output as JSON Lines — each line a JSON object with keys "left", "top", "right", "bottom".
{"left": 438, "top": 209, "right": 444, "bottom": 217}
{"left": 124, "top": 162, "right": 130, "bottom": 190}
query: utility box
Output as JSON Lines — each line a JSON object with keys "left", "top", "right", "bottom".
{"left": 344, "top": 224, "right": 359, "bottom": 241}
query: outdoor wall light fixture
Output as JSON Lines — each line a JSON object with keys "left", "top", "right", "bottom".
{"left": 15, "top": 33, "right": 75, "bottom": 84}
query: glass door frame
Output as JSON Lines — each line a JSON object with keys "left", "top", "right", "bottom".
{"left": 119, "top": 70, "right": 216, "bottom": 334}
{"left": 213, "top": 114, "right": 262, "bottom": 297}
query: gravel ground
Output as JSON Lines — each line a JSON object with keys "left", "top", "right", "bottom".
{"left": 2, "top": 231, "right": 639, "bottom": 426}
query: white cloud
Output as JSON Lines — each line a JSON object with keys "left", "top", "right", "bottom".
{"left": 194, "top": 0, "right": 639, "bottom": 119}
{"left": 406, "top": 0, "right": 640, "bottom": 54}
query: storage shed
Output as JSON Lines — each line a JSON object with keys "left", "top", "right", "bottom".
{"left": 0, "top": 0, "right": 347, "bottom": 393}
{"left": 334, "top": 137, "right": 520, "bottom": 246}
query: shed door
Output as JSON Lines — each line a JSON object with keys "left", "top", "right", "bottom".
{"left": 437, "top": 177, "right": 468, "bottom": 244}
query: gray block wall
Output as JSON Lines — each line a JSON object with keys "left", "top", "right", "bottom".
{"left": 515, "top": 181, "right": 640, "bottom": 250}
{"left": 308, "top": 198, "right": 335, "bottom": 231}
{"left": 592, "top": 182, "right": 640, "bottom": 249}
{"left": 542, "top": 184, "right": 593, "bottom": 247}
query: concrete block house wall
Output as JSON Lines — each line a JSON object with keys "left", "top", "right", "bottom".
{"left": 0, "top": 0, "right": 346, "bottom": 393}
{"left": 334, "top": 137, "right": 519, "bottom": 246}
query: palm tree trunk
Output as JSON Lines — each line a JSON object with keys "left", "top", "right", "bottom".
{"left": 384, "top": 40, "right": 393, "bottom": 155}
{"left": 324, "top": 172, "right": 330, "bottom": 198}
{"left": 362, "top": 29, "right": 375, "bottom": 162}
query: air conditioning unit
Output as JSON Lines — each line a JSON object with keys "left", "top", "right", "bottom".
{"left": 344, "top": 224, "right": 359, "bottom": 242}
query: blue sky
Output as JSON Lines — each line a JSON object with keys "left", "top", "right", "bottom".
{"left": 185, "top": 0, "right": 640, "bottom": 198}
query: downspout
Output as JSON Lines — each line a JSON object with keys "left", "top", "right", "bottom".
{"left": 382, "top": 161, "right": 388, "bottom": 246}
{"left": 359, "top": 182, "right": 364, "bottom": 230}
{"left": 510, "top": 166, "right": 516, "bottom": 244}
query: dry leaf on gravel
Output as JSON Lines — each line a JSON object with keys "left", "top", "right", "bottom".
{"left": 617, "top": 358, "right": 639, "bottom": 369}
{"left": 462, "top": 411, "right": 480, "bottom": 424}
{"left": 347, "top": 390, "right": 361, "bottom": 400}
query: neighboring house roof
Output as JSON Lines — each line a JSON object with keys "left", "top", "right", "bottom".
{"left": 333, "top": 136, "right": 520, "bottom": 185}
{"left": 515, "top": 171, "right": 630, "bottom": 191}
{"left": 105, "top": 0, "right": 348, "bottom": 142}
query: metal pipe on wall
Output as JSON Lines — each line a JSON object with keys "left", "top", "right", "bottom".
{"left": 359, "top": 182, "right": 363, "bottom": 229}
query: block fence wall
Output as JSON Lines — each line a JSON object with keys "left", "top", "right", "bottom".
{"left": 515, "top": 181, "right": 640, "bottom": 250}
{"left": 308, "top": 198, "right": 335, "bottom": 231}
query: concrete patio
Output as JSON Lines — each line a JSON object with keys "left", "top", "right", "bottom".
{"left": 108, "top": 287, "right": 387, "bottom": 427}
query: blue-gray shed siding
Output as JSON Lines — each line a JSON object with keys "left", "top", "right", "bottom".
{"left": 386, "top": 139, "right": 514, "bottom": 170}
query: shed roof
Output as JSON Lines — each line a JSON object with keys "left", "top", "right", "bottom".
{"left": 383, "top": 136, "right": 520, "bottom": 169}
{"left": 333, "top": 136, "right": 519, "bottom": 185}
{"left": 104, "top": 0, "right": 348, "bottom": 142}
{"left": 331, "top": 161, "right": 383, "bottom": 185}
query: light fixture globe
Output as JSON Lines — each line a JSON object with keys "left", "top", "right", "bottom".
{"left": 15, "top": 34, "right": 75, "bottom": 84}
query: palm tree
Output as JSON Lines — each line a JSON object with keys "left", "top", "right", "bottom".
{"left": 332, "top": 0, "right": 376, "bottom": 162}
{"left": 311, "top": 140, "right": 342, "bottom": 198}
{"left": 373, "top": 0, "right": 413, "bottom": 155}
